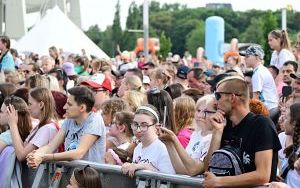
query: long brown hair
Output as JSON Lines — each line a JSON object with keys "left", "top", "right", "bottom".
{"left": 73, "top": 165, "right": 102, "bottom": 188}
{"left": 4, "top": 96, "right": 32, "bottom": 141}
{"left": 284, "top": 102, "right": 300, "bottom": 170}
{"left": 30, "top": 87, "right": 57, "bottom": 128}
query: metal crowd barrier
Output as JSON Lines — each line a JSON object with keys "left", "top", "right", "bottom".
{"left": 30, "top": 160, "right": 204, "bottom": 188}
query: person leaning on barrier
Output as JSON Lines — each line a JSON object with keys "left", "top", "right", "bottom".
{"left": 26, "top": 86, "right": 106, "bottom": 167}
{"left": 121, "top": 104, "right": 175, "bottom": 177}
{"left": 203, "top": 76, "right": 281, "bottom": 188}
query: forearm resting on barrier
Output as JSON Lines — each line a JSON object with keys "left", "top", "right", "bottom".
{"left": 172, "top": 137, "right": 205, "bottom": 176}
{"left": 27, "top": 134, "right": 99, "bottom": 167}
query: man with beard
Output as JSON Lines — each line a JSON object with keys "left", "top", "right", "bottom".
{"left": 203, "top": 76, "right": 281, "bottom": 188}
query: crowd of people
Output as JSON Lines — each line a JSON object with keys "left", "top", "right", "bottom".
{"left": 0, "top": 29, "right": 300, "bottom": 188}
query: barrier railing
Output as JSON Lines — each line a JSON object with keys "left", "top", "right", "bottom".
{"left": 30, "top": 160, "right": 204, "bottom": 188}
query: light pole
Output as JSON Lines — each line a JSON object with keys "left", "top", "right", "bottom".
{"left": 143, "top": 0, "right": 149, "bottom": 61}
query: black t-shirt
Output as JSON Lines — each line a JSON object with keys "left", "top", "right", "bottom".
{"left": 221, "top": 112, "right": 282, "bottom": 182}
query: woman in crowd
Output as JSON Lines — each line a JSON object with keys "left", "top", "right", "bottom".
{"left": 0, "top": 96, "right": 32, "bottom": 154}
{"left": 121, "top": 104, "right": 175, "bottom": 177}
{"left": 67, "top": 165, "right": 102, "bottom": 188}
{"left": 147, "top": 88, "right": 176, "bottom": 132}
{"left": 268, "top": 30, "right": 295, "bottom": 70}
{"left": 117, "top": 75, "right": 144, "bottom": 97}
{"left": 5, "top": 88, "right": 58, "bottom": 161}
{"left": 173, "top": 96, "right": 196, "bottom": 148}
{"left": 48, "top": 46, "right": 62, "bottom": 67}
{"left": 159, "top": 95, "right": 215, "bottom": 176}
{"left": 122, "top": 90, "right": 146, "bottom": 112}
{"left": 164, "top": 83, "right": 184, "bottom": 100}
{"left": 149, "top": 68, "right": 171, "bottom": 90}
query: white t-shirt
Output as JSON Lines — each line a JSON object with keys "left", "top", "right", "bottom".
{"left": 252, "top": 64, "right": 278, "bottom": 110}
{"left": 270, "top": 49, "right": 295, "bottom": 70}
{"left": 133, "top": 138, "right": 175, "bottom": 174}
{"left": 278, "top": 132, "right": 287, "bottom": 162}
{"left": 286, "top": 169, "right": 300, "bottom": 188}
{"left": 185, "top": 131, "right": 212, "bottom": 161}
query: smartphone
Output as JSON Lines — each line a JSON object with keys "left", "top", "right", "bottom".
{"left": 282, "top": 86, "right": 292, "bottom": 97}
{"left": 282, "top": 86, "right": 292, "bottom": 102}
{"left": 194, "top": 62, "right": 201, "bottom": 79}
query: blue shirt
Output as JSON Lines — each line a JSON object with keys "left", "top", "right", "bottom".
{"left": 0, "top": 51, "right": 15, "bottom": 71}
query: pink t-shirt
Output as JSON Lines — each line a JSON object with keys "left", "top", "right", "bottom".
{"left": 25, "top": 122, "right": 58, "bottom": 148}
{"left": 177, "top": 128, "right": 194, "bottom": 148}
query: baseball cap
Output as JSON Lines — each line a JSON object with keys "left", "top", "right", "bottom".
{"left": 80, "top": 73, "right": 112, "bottom": 92}
{"left": 176, "top": 64, "right": 190, "bottom": 79}
{"left": 62, "top": 62, "right": 76, "bottom": 76}
{"left": 206, "top": 73, "right": 230, "bottom": 90}
{"left": 290, "top": 72, "right": 300, "bottom": 79}
{"left": 239, "top": 45, "right": 265, "bottom": 60}
{"left": 171, "top": 54, "right": 181, "bottom": 63}
{"left": 143, "top": 61, "right": 156, "bottom": 68}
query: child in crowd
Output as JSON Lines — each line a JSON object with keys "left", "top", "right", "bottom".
{"left": 67, "top": 165, "right": 102, "bottom": 188}
{"left": 173, "top": 96, "right": 196, "bottom": 148}
{"left": 121, "top": 104, "right": 175, "bottom": 177}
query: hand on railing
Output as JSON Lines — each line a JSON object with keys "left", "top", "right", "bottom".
{"left": 121, "top": 163, "right": 139, "bottom": 178}
{"left": 26, "top": 150, "right": 44, "bottom": 168}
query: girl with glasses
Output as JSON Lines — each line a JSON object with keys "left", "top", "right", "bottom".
{"left": 121, "top": 104, "right": 175, "bottom": 177}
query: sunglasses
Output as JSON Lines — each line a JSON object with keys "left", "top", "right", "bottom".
{"left": 214, "top": 91, "right": 242, "bottom": 101}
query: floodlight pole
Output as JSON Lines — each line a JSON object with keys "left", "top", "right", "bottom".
{"left": 282, "top": 8, "right": 287, "bottom": 31}
{"left": 143, "top": 0, "right": 149, "bottom": 61}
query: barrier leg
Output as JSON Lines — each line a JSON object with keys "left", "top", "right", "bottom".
{"left": 31, "top": 164, "right": 46, "bottom": 188}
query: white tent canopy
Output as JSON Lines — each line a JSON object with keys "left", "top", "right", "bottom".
{"left": 15, "top": 6, "right": 109, "bottom": 59}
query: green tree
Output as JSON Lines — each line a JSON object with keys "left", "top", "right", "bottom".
{"left": 186, "top": 21, "right": 205, "bottom": 57}
{"left": 112, "top": 0, "right": 123, "bottom": 56}
{"left": 121, "top": 2, "right": 143, "bottom": 51}
{"left": 158, "top": 31, "right": 172, "bottom": 58}
{"left": 262, "top": 11, "right": 278, "bottom": 65}
{"left": 240, "top": 18, "right": 264, "bottom": 44}
{"left": 84, "top": 25, "right": 102, "bottom": 46}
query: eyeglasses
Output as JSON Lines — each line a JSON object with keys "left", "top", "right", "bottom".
{"left": 214, "top": 91, "right": 242, "bottom": 101}
{"left": 131, "top": 122, "right": 155, "bottom": 131}
{"left": 92, "top": 88, "right": 106, "bottom": 94}
{"left": 199, "top": 109, "right": 217, "bottom": 119}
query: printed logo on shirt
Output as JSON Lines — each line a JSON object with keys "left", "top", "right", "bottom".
{"left": 134, "top": 156, "right": 159, "bottom": 171}
{"left": 243, "top": 152, "right": 250, "bottom": 165}
{"left": 192, "top": 141, "right": 200, "bottom": 152}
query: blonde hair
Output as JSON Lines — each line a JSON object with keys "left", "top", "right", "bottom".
{"left": 122, "top": 90, "right": 147, "bottom": 112}
{"left": 174, "top": 96, "right": 196, "bottom": 134}
{"left": 124, "top": 75, "right": 144, "bottom": 93}
{"left": 151, "top": 68, "right": 170, "bottom": 86}
{"left": 196, "top": 95, "right": 215, "bottom": 109}
{"left": 269, "top": 29, "right": 291, "bottom": 50}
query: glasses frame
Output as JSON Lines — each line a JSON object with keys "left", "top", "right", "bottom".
{"left": 131, "top": 122, "right": 155, "bottom": 132}
{"left": 214, "top": 91, "right": 242, "bottom": 101}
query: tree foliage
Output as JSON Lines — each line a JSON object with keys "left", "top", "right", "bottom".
{"left": 85, "top": 1, "right": 299, "bottom": 60}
